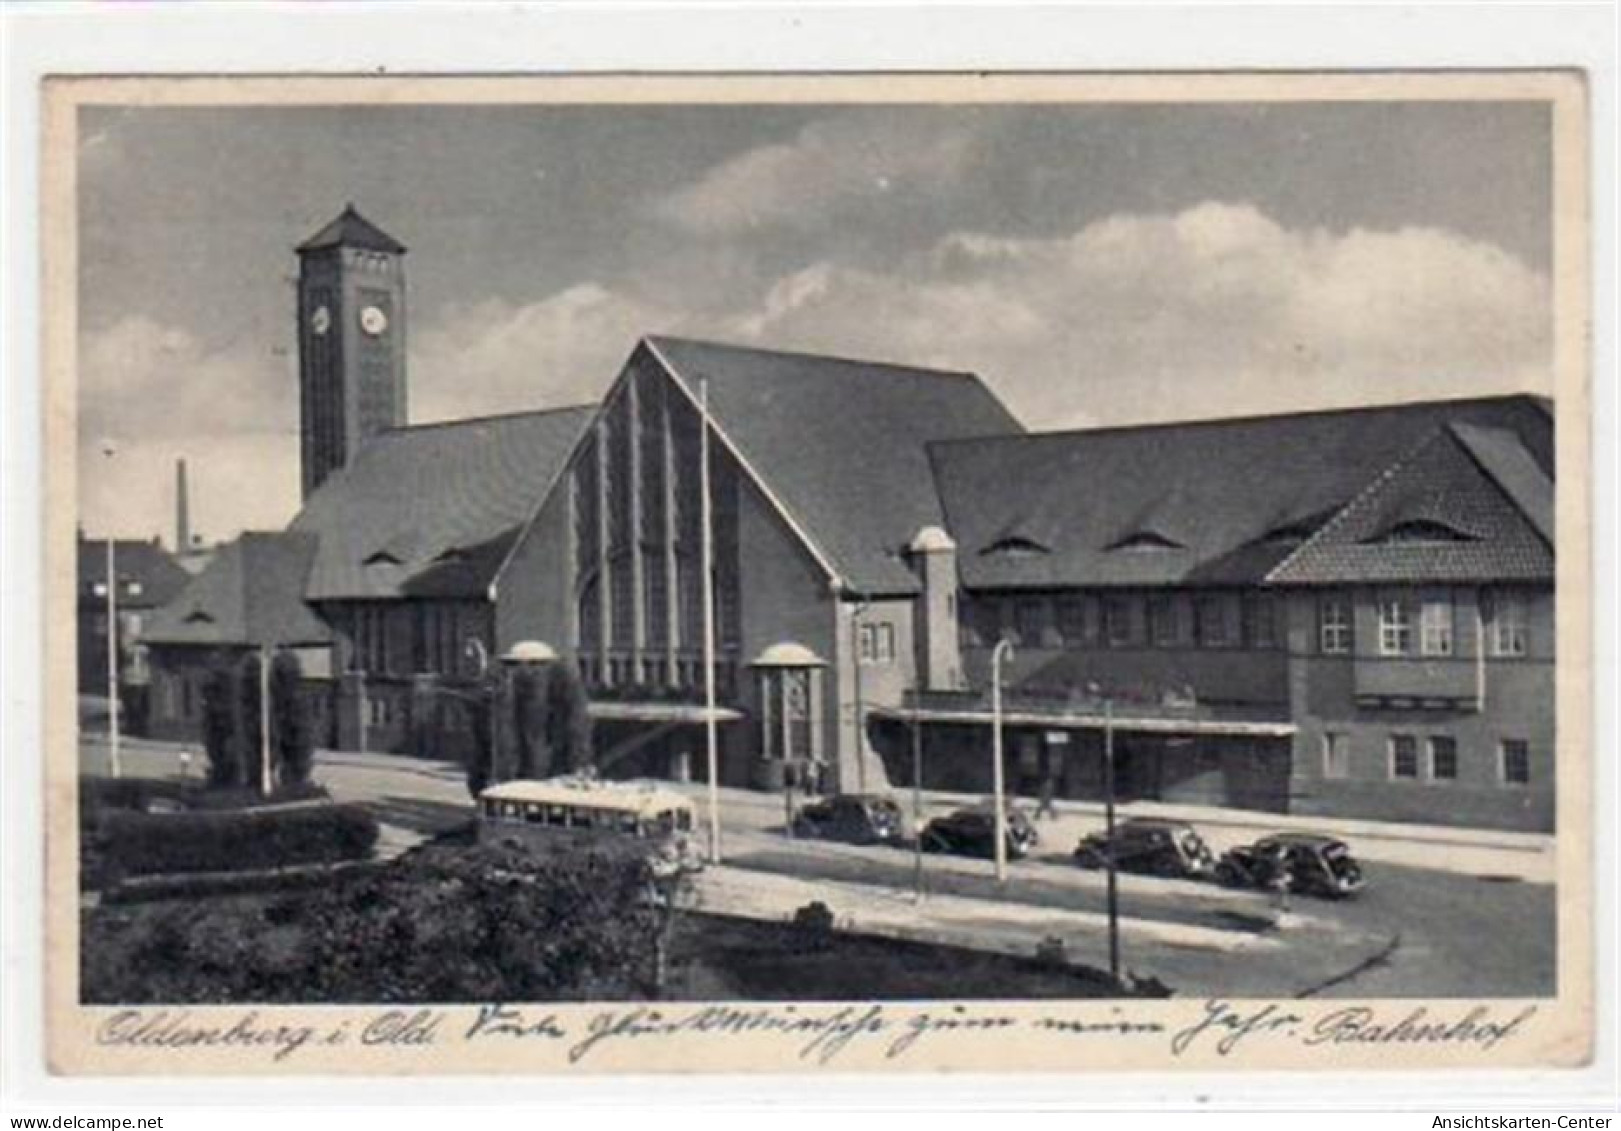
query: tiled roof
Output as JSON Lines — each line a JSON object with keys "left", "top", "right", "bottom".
{"left": 291, "top": 406, "right": 593, "bottom": 601}
{"left": 77, "top": 538, "right": 191, "bottom": 609}
{"left": 1452, "top": 422, "right": 1554, "bottom": 544}
{"left": 929, "top": 395, "right": 1552, "bottom": 591}
{"left": 296, "top": 204, "right": 407, "bottom": 255}
{"left": 1266, "top": 424, "right": 1553, "bottom": 585}
{"left": 645, "top": 336, "right": 1024, "bottom": 595}
{"left": 142, "top": 532, "right": 330, "bottom": 647}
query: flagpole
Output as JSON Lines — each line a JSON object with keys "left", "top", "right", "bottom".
{"left": 700, "top": 379, "right": 721, "bottom": 864}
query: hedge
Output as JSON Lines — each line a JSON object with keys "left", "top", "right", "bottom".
{"left": 97, "top": 802, "right": 379, "bottom": 879}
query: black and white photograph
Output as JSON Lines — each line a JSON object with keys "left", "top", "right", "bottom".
{"left": 33, "top": 68, "right": 1593, "bottom": 1077}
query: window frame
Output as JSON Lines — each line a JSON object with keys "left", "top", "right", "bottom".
{"left": 1389, "top": 733, "right": 1420, "bottom": 780}
{"left": 1419, "top": 595, "right": 1454, "bottom": 657}
{"left": 1499, "top": 738, "right": 1531, "bottom": 786}
{"left": 1487, "top": 591, "right": 1530, "bottom": 658}
{"left": 1377, "top": 595, "right": 1413, "bottom": 657}
{"left": 1194, "top": 594, "right": 1232, "bottom": 649}
{"left": 1321, "top": 731, "right": 1349, "bottom": 780}
{"left": 1102, "top": 594, "right": 1135, "bottom": 648}
{"left": 1318, "top": 594, "right": 1353, "bottom": 655}
{"left": 1428, "top": 735, "right": 1459, "bottom": 781}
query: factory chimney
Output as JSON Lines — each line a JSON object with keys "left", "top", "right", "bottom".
{"left": 175, "top": 458, "right": 191, "bottom": 554}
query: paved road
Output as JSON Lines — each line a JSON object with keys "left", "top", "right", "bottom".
{"left": 78, "top": 735, "right": 1556, "bottom": 997}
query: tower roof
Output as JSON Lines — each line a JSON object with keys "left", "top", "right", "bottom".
{"left": 297, "top": 203, "right": 407, "bottom": 254}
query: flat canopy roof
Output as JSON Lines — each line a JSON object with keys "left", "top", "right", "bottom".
{"left": 588, "top": 701, "right": 745, "bottom": 724}
{"left": 869, "top": 703, "right": 1296, "bottom": 739}
{"left": 480, "top": 776, "right": 694, "bottom": 818}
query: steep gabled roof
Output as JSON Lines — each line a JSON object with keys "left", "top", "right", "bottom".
{"left": 1267, "top": 424, "right": 1553, "bottom": 585}
{"left": 142, "top": 532, "right": 330, "bottom": 647}
{"left": 77, "top": 538, "right": 191, "bottom": 609}
{"left": 645, "top": 336, "right": 1024, "bottom": 594}
{"left": 291, "top": 406, "right": 593, "bottom": 601}
{"left": 930, "top": 394, "right": 1552, "bottom": 591}
{"left": 296, "top": 204, "right": 407, "bottom": 255}
{"left": 1452, "top": 422, "right": 1555, "bottom": 544}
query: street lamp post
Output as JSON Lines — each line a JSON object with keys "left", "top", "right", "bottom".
{"left": 990, "top": 637, "right": 1015, "bottom": 883}
{"left": 101, "top": 441, "right": 121, "bottom": 780}
{"left": 911, "top": 695, "right": 925, "bottom": 901}
{"left": 259, "top": 645, "right": 277, "bottom": 797}
{"left": 1103, "top": 696, "right": 1121, "bottom": 983}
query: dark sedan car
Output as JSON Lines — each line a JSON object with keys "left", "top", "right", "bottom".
{"left": 1216, "top": 833, "right": 1366, "bottom": 898}
{"left": 920, "top": 803, "right": 1039, "bottom": 860}
{"left": 1073, "top": 817, "right": 1217, "bottom": 879}
{"left": 791, "top": 794, "right": 905, "bottom": 845}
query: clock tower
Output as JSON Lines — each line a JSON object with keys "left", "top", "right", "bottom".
{"left": 295, "top": 204, "right": 408, "bottom": 498}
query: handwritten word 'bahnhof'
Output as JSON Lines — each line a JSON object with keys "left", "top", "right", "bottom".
{"left": 93, "top": 1000, "right": 1534, "bottom": 1066}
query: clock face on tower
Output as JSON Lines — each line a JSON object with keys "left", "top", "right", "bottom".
{"left": 310, "top": 305, "right": 331, "bottom": 336}
{"left": 359, "top": 305, "right": 389, "bottom": 337}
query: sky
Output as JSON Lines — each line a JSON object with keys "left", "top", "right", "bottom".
{"left": 76, "top": 99, "right": 1554, "bottom": 546}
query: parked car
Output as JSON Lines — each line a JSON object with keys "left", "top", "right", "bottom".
{"left": 1215, "top": 833, "right": 1366, "bottom": 898}
{"left": 791, "top": 794, "right": 905, "bottom": 845}
{"left": 1073, "top": 817, "right": 1217, "bottom": 879}
{"left": 921, "top": 802, "right": 1039, "bottom": 860}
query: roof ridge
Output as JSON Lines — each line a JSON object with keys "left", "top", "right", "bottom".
{"left": 929, "top": 392, "right": 1553, "bottom": 450}
{"left": 1262, "top": 426, "right": 1447, "bottom": 584}
{"left": 379, "top": 403, "right": 597, "bottom": 436}
{"left": 645, "top": 333, "right": 980, "bottom": 382}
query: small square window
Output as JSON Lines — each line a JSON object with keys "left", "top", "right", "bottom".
{"left": 1428, "top": 736, "right": 1458, "bottom": 781}
{"left": 1390, "top": 734, "right": 1419, "bottom": 780}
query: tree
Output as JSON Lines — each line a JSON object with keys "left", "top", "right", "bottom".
{"left": 271, "top": 650, "right": 314, "bottom": 785}
{"left": 237, "top": 651, "right": 266, "bottom": 790}
{"left": 545, "top": 661, "right": 594, "bottom": 774}
{"left": 200, "top": 662, "right": 242, "bottom": 788}
{"left": 463, "top": 659, "right": 594, "bottom": 797}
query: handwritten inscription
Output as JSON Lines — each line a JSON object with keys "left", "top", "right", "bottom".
{"left": 92, "top": 999, "right": 1538, "bottom": 1067}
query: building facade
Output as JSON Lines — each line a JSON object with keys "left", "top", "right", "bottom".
{"left": 138, "top": 206, "right": 1558, "bottom": 833}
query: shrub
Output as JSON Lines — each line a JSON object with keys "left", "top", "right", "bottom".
{"left": 99, "top": 801, "right": 379, "bottom": 878}
{"left": 82, "top": 839, "right": 676, "bottom": 1003}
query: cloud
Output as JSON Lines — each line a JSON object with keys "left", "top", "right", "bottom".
{"left": 409, "top": 284, "right": 680, "bottom": 421}
{"left": 720, "top": 201, "right": 1552, "bottom": 427}
{"left": 654, "top": 111, "right": 983, "bottom": 235}
{"left": 77, "top": 316, "right": 299, "bottom": 540}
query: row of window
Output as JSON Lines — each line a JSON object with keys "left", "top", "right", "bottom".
{"left": 1320, "top": 731, "right": 1532, "bottom": 785}
{"left": 348, "top": 603, "right": 486, "bottom": 677}
{"left": 964, "top": 589, "right": 1535, "bottom": 657}
{"left": 1319, "top": 590, "right": 1529, "bottom": 658}
{"left": 965, "top": 591, "right": 1277, "bottom": 652}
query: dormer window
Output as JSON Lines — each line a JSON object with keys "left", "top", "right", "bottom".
{"left": 363, "top": 548, "right": 404, "bottom": 567}
{"left": 184, "top": 609, "right": 215, "bottom": 625}
{"left": 979, "top": 535, "right": 1050, "bottom": 558}
{"left": 1364, "top": 518, "right": 1478, "bottom": 545}
{"left": 1105, "top": 531, "right": 1184, "bottom": 552}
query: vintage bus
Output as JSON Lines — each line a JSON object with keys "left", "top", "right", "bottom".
{"left": 476, "top": 776, "right": 704, "bottom": 875}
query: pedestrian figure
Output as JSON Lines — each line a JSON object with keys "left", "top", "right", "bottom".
{"left": 1035, "top": 773, "right": 1058, "bottom": 821}
{"left": 178, "top": 748, "right": 194, "bottom": 780}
